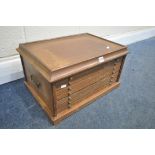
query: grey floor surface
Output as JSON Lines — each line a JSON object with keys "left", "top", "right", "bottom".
{"left": 0, "top": 37, "right": 155, "bottom": 129}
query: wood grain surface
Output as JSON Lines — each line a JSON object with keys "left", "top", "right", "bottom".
{"left": 17, "top": 33, "right": 128, "bottom": 124}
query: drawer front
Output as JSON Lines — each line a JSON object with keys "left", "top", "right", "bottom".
{"left": 69, "top": 73, "right": 110, "bottom": 94}
{"left": 54, "top": 57, "right": 124, "bottom": 113}
{"left": 56, "top": 97, "right": 68, "bottom": 113}
{"left": 69, "top": 62, "right": 122, "bottom": 94}
{"left": 53, "top": 79, "right": 69, "bottom": 100}
{"left": 69, "top": 64, "right": 113, "bottom": 94}
{"left": 70, "top": 61, "right": 114, "bottom": 83}
{"left": 70, "top": 77, "right": 111, "bottom": 105}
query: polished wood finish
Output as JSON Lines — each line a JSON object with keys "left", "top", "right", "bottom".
{"left": 17, "top": 33, "right": 128, "bottom": 124}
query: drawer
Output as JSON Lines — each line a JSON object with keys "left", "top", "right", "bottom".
{"left": 53, "top": 79, "right": 69, "bottom": 100}
{"left": 70, "top": 61, "right": 114, "bottom": 83}
{"left": 56, "top": 97, "right": 68, "bottom": 113}
{"left": 55, "top": 87, "right": 68, "bottom": 100}
{"left": 69, "top": 69, "right": 112, "bottom": 94}
{"left": 56, "top": 76, "right": 112, "bottom": 113}
{"left": 70, "top": 77, "right": 111, "bottom": 105}
{"left": 69, "top": 61, "right": 115, "bottom": 94}
{"left": 53, "top": 79, "right": 68, "bottom": 90}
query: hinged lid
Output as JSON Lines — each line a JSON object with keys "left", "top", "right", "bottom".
{"left": 17, "top": 33, "right": 127, "bottom": 82}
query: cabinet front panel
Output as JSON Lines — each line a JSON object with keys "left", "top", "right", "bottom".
{"left": 53, "top": 57, "right": 124, "bottom": 114}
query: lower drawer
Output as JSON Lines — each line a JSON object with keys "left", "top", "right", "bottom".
{"left": 69, "top": 77, "right": 111, "bottom": 105}
{"left": 56, "top": 97, "right": 68, "bottom": 113}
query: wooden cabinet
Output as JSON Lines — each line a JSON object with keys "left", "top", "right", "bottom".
{"left": 17, "top": 33, "right": 128, "bottom": 124}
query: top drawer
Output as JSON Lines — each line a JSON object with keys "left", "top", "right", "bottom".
{"left": 69, "top": 61, "right": 114, "bottom": 94}
{"left": 53, "top": 79, "right": 69, "bottom": 100}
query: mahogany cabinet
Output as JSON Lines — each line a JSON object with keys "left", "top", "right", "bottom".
{"left": 17, "top": 33, "right": 128, "bottom": 124}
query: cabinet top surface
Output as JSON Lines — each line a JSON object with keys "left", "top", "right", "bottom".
{"left": 18, "top": 33, "right": 126, "bottom": 72}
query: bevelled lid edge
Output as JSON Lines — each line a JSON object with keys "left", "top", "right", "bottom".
{"left": 49, "top": 48, "right": 128, "bottom": 83}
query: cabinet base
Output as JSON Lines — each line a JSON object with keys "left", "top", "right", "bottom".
{"left": 25, "top": 81, "right": 120, "bottom": 125}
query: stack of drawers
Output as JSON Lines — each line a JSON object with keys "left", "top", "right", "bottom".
{"left": 54, "top": 57, "right": 123, "bottom": 114}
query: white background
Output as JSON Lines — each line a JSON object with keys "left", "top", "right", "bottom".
{"left": 0, "top": 0, "right": 155, "bottom": 25}
{"left": 0, "top": 0, "right": 155, "bottom": 155}
{"left": 0, "top": 26, "right": 153, "bottom": 57}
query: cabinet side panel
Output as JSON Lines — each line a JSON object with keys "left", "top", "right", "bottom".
{"left": 20, "top": 56, "right": 27, "bottom": 81}
{"left": 22, "top": 57, "right": 54, "bottom": 115}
